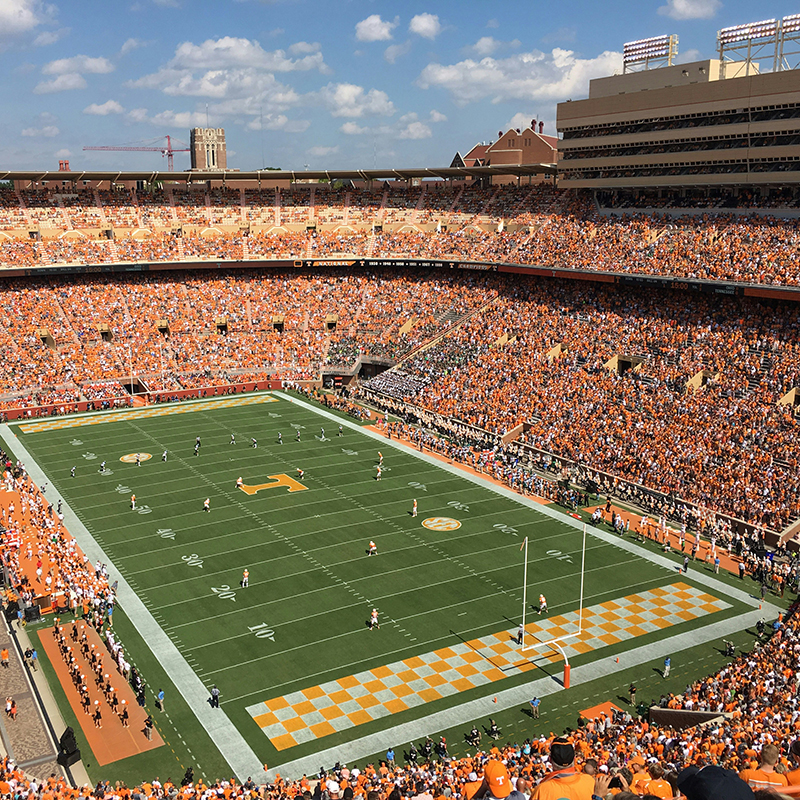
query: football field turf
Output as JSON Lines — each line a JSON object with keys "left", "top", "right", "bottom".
{"left": 1, "top": 392, "right": 771, "bottom": 783}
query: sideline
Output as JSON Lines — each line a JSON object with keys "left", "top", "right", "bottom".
{"left": 0, "top": 423, "right": 265, "bottom": 781}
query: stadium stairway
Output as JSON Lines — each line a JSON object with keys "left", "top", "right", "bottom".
{"left": 92, "top": 189, "right": 109, "bottom": 228}
{"left": 411, "top": 183, "right": 428, "bottom": 222}
{"left": 53, "top": 197, "right": 73, "bottom": 232}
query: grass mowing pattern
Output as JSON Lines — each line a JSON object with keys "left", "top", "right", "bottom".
{"left": 8, "top": 393, "right": 752, "bottom": 778}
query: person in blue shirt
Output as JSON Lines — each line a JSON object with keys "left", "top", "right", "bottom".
{"left": 664, "top": 656, "right": 671, "bottom": 678}
{"left": 529, "top": 697, "right": 540, "bottom": 718}
{"left": 386, "top": 747, "right": 395, "bottom": 767}
{"left": 157, "top": 688, "right": 165, "bottom": 711}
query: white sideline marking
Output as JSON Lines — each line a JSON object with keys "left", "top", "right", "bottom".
{"left": 0, "top": 423, "right": 264, "bottom": 781}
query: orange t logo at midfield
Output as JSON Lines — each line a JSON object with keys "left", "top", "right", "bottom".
{"left": 239, "top": 474, "right": 308, "bottom": 495}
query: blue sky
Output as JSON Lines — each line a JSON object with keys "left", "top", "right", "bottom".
{"left": 0, "top": 0, "right": 796, "bottom": 171}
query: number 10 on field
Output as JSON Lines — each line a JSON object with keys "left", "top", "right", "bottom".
{"left": 249, "top": 623, "right": 275, "bottom": 642}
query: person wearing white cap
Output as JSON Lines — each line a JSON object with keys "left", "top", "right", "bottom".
{"left": 463, "top": 772, "right": 482, "bottom": 800}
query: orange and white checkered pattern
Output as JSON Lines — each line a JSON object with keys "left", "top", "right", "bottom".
{"left": 247, "top": 582, "right": 729, "bottom": 750}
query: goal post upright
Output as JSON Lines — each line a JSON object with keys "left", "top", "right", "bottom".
{"left": 520, "top": 536, "right": 528, "bottom": 649}
{"left": 519, "top": 524, "right": 588, "bottom": 686}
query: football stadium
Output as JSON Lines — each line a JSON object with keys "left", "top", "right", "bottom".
{"left": 2, "top": 9, "right": 800, "bottom": 800}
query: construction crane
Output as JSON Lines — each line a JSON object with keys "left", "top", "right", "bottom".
{"left": 83, "top": 135, "right": 190, "bottom": 171}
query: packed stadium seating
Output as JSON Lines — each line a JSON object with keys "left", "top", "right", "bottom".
{"left": 2, "top": 183, "right": 800, "bottom": 286}
{"left": 0, "top": 266, "right": 797, "bottom": 534}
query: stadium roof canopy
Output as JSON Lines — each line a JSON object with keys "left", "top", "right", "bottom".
{"left": 0, "top": 163, "right": 557, "bottom": 184}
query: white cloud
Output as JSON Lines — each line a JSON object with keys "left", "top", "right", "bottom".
{"left": 676, "top": 48, "right": 702, "bottom": 64}
{"left": 399, "top": 121, "right": 432, "bottom": 139}
{"left": 33, "top": 27, "right": 69, "bottom": 46}
{"left": 0, "top": 0, "right": 52, "bottom": 38}
{"left": 42, "top": 55, "right": 115, "bottom": 75}
{"left": 658, "top": 0, "right": 721, "bottom": 19}
{"left": 355, "top": 14, "right": 397, "bottom": 42}
{"left": 418, "top": 47, "right": 623, "bottom": 105}
{"left": 320, "top": 83, "right": 395, "bottom": 118}
{"left": 340, "top": 117, "right": 436, "bottom": 140}
{"left": 127, "top": 101, "right": 308, "bottom": 133}
{"left": 128, "top": 108, "right": 209, "bottom": 127}
{"left": 384, "top": 41, "right": 411, "bottom": 64}
{"left": 467, "top": 36, "right": 520, "bottom": 57}
{"left": 33, "top": 72, "right": 87, "bottom": 93}
{"left": 168, "top": 36, "right": 327, "bottom": 72}
{"left": 84, "top": 99, "right": 125, "bottom": 115}
{"left": 341, "top": 121, "right": 369, "bottom": 135}
{"left": 126, "top": 108, "right": 149, "bottom": 123}
{"left": 128, "top": 36, "right": 329, "bottom": 107}
{"left": 288, "top": 41, "right": 320, "bottom": 55}
{"left": 54, "top": 148, "right": 71, "bottom": 158}
{"left": 429, "top": 109, "right": 447, "bottom": 123}
{"left": 506, "top": 112, "right": 540, "bottom": 131}
{"left": 132, "top": 68, "right": 302, "bottom": 107}
{"left": 21, "top": 124, "right": 59, "bottom": 137}
{"left": 245, "top": 114, "right": 309, "bottom": 132}
{"left": 120, "top": 37, "right": 146, "bottom": 55}
{"left": 308, "top": 145, "right": 339, "bottom": 157}
{"left": 409, "top": 13, "right": 441, "bottom": 40}
{"left": 486, "top": 18, "right": 499, "bottom": 29}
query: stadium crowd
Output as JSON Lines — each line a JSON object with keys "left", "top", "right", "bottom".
{"left": 2, "top": 184, "right": 800, "bottom": 286}
{"left": 361, "top": 279, "right": 800, "bottom": 533}
{"left": 0, "top": 267, "right": 796, "bottom": 533}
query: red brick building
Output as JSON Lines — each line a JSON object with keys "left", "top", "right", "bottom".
{"left": 452, "top": 121, "right": 558, "bottom": 184}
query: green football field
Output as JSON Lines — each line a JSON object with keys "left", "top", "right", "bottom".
{"left": 1, "top": 391, "right": 771, "bottom": 785}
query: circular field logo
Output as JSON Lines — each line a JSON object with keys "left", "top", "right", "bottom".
{"left": 422, "top": 517, "right": 461, "bottom": 531}
{"left": 120, "top": 453, "right": 153, "bottom": 463}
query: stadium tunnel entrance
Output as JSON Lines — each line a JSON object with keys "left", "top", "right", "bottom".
{"left": 122, "top": 379, "right": 148, "bottom": 396}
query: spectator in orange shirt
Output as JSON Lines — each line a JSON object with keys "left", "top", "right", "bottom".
{"left": 786, "top": 739, "right": 800, "bottom": 786}
{"left": 529, "top": 739, "right": 596, "bottom": 800}
{"left": 645, "top": 763, "right": 673, "bottom": 799}
{"left": 738, "top": 743, "right": 789, "bottom": 792}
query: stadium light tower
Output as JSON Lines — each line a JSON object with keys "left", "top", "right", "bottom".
{"left": 520, "top": 524, "right": 587, "bottom": 689}
{"left": 717, "top": 15, "right": 800, "bottom": 78}
{"left": 623, "top": 35, "right": 679, "bottom": 73}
